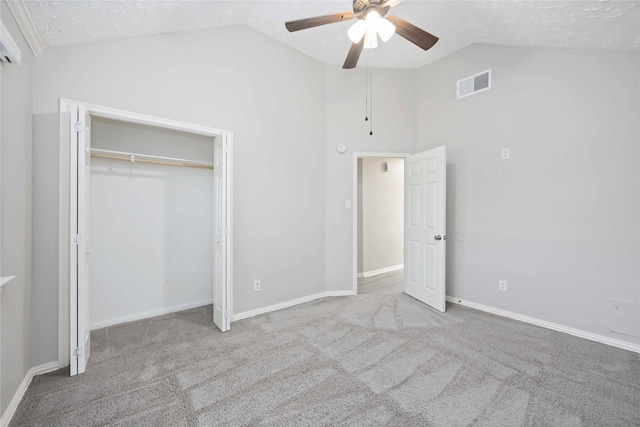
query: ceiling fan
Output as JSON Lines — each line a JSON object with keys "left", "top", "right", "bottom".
{"left": 285, "top": 0, "right": 439, "bottom": 69}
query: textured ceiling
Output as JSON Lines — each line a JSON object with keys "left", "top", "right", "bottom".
{"left": 25, "top": 0, "right": 640, "bottom": 68}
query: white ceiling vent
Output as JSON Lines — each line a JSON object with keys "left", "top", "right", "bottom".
{"left": 0, "top": 21, "right": 22, "bottom": 66}
{"left": 457, "top": 69, "right": 491, "bottom": 99}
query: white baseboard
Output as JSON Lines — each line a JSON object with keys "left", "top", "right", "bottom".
{"left": 326, "top": 290, "right": 356, "bottom": 297}
{"left": 90, "top": 299, "right": 213, "bottom": 330}
{"left": 357, "top": 273, "right": 365, "bottom": 279}
{"left": 446, "top": 296, "right": 640, "bottom": 354}
{"left": 232, "top": 290, "right": 355, "bottom": 321}
{"left": 1, "top": 361, "right": 59, "bottom": 427}
{"left": 31, "top": 361, "right": 59, "bottom": 376}
{"left": 362, "top": 264, "right": 404, "bottom": 278}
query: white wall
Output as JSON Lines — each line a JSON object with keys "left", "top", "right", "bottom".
{"left": 31, "top": 25, "right": 327, "bottom": 365}
{"left": 89, "top": 118, "right": 214, "bottom": 328}
{"left": 417, "top": 44, "right": 640, "bottom": 346}
{"left": 359, "top": 157, "right": 404, "bottom": 274}
{"left": 0, "top": 1, "right": 33, "bottom": 415}
{"left": 325, "top": 66, "right": 416, "bottom": 292}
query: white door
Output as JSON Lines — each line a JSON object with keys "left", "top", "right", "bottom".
{"left": 213, "top": 135, "right": 231, "bottom": 332}
{"left": 71, "top": 106, "right": 92, "bottom": 375}
{"left": 404, "top": 146, "right": 447, "bottom": 312}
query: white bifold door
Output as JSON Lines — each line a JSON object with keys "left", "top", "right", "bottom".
{"left": 404, "top": 146, "right": 447, "bottom": 312}
{"left": 71, "top": 105, "right": 92, "bottom": 375}
{"left": 68, "top": 102, "right": 233, "bottom": 376}
{"left": 213, "top": 135, "right": 231, "bottom": 332}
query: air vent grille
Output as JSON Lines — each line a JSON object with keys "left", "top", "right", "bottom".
{"left": 457, "top": 69, "right": 491, "bottom": 99}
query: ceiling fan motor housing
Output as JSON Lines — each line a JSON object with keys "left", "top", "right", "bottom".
{"left": 353, "top": 0, "right": 386, "bottom": 17}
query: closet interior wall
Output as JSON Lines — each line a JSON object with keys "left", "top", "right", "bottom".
{"left": 89, "top": 117, "right": 214, "bottom": 329}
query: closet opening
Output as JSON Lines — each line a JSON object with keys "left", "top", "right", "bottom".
{"left": 89, "top": 118, "right": 215, "bottom": 330}
{"left": 58, "top": 100, "right": 233, "bottom": 376}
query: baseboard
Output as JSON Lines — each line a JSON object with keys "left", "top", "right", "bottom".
{"left": 0, "top": 362, "right": 58, "bottom": 427}
{"left": 446, "top": 296, "right": 640, "bottom": 354}
{"left": 326, "top": 290, "right": 356, "bottom": 297}
{"left": 232, "top": 290, "right": 356, "bottom": 321}
{"left": 90, "top": 299, "right": 213, "bottom": 330}
{"left": 232, "top": 292, "right": 327, "bottom": 321}
{"left": 31, "top": 361, "right": 59, "bottom": 376}
{"left": 357, "top": 273, "right": 365, "bottom": 279}
{"left": 362, "top": 264, "right": 404, "bottom": 278}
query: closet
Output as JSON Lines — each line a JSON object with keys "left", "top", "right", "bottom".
{"left": 89, "top": 117, "right": 214, "bottom": 329}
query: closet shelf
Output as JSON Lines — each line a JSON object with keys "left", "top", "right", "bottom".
{"left": 91, "top": 149, "right": 214, "bottom": 170}
{"left": 0, "top": 276, "right": 15, "bottom": 288}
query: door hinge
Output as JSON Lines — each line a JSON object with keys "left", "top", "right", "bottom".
{"left": 74, "top": 234, "right": 82, "bottom": 245}
{"left": 223, "top": 228, "right": 229, "bottom": 236}
{"left": 74, "top": 121, "right": 83, "bottom": 132}
{"left": 73, "top": 347, "right": 83, "bottom": 357}
{"left": 225, "top": 311, "right": 230, "bottom": 321}
{"left": 223, "top": 144, "right": 229, "bottom": 154}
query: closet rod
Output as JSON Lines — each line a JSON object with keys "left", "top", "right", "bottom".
{"left": 90, "top": 149, "right": 214, "bottom": 170}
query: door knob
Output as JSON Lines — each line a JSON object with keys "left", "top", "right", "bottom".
{"left": 434, "top": 235, "right": 442, "bottom": 241}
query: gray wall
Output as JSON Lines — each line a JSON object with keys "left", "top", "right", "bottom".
{"left": 416, "top": 44, "right": 640, "bottom": 345}
{"left": 31, "top": 25, "right": 327, "bottom": 364}
{"left": 360, "top": 157, "right": 404, "bottom": 274}
{"left": 0, "top": 1, "right": 33, "bottom": 414}
{"left": 325, "top": 66, "right": 416, "bottom": 291}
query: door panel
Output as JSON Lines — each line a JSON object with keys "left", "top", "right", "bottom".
{"left": 404, "top": 146, "right": 446, "bottom": 312}
{"left": 213, "top": 136, "right": 230, "bottom": 332}
{"left": 74, "top": 106, "right": 91, "bottom": 375}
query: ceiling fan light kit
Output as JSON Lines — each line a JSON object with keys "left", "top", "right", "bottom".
{"left": 349, "top": 10, "right": 395, "bottom": 46}
{"left": 348, "top": 20, "right": 367, "bottom": 43}
{"left": 376, "top": 17, "right": 396, "bottom": 42}
{"left": 364, "top": 31, "right": 378, "bottom": 49}
{"left": 284, "top": 0, "right": 439, "bottom": 69}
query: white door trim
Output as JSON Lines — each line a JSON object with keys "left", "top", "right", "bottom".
{"left": 58, "top": 98, "right": 233, "bottom": 370}
{"left": 352, "top": 152, "right": 410, "bottom": 295}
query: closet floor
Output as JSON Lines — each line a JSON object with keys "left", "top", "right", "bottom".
{"left": 10, "top": 297, "right": 640, "bottom": 426}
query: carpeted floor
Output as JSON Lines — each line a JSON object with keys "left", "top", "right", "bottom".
{"left": 11, "top": 276, "right": 640, "bottom": 426}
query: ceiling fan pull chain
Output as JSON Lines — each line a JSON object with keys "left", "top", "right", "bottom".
{"left": 364, "top": 64, "right": 369, "bottom": 122}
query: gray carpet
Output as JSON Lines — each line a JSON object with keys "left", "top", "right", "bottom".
{"left": 11, "top": 280, "right": 640, "bottom": 426}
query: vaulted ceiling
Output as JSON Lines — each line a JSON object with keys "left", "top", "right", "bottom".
{"left": 22, "top": 0, "right": 640, "bottom": 68}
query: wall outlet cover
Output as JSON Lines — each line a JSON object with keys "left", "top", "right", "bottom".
{"left": 498, "top": 280, "right": 508, "bottom": 292}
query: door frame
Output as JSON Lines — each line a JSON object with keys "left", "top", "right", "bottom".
{"left": 352, "top": 152, "right": 410, "bottom": 295}
{"left": 57, "top": 99, "right": 234, "bottom": 370}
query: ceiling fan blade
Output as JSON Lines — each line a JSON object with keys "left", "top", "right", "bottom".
{"left": 285, "top": 12, "right": 355, "bottom": 32}
{"left": 343, "top": 39, "right": 364, "bottom": 69}
{"left": 387, "top": 15, "right": 439, "bottom": 50}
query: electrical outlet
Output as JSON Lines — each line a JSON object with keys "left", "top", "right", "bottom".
{"left": 498, "top": 280, "right": 508, "bottom": 292}
{"left": 501, "top": 148, "right": 510, "bottom": 160}
{"left": 253, "top": 280, "right": 261, "bottom": 292}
